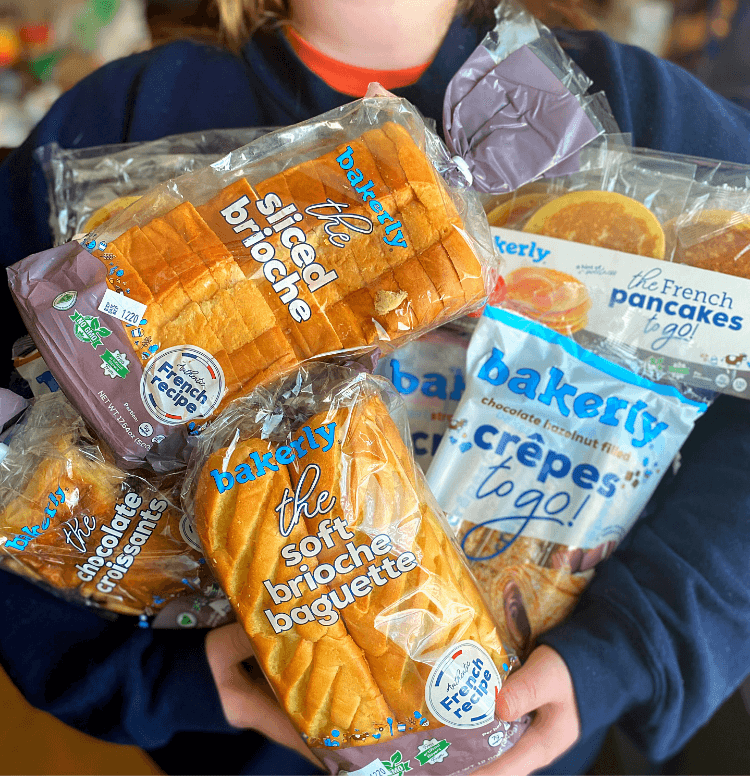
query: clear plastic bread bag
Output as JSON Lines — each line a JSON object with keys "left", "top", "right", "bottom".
{"left": 35, "top": 127, "right": 274, "bottom": 244}
{"left": 182, "top": 362, "right": 529, "bottom": 775}
{"left": 426, "top": 306, "right": 708, "bottom": 659}
{"left": 0, "top": 389, "right": 227, "bottom": 621}
{"left": 9, "top": 88, "right": 496, "bottom": 468}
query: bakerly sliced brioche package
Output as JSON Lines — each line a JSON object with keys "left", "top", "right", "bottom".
{"left": 485, "top": 148, "right": 750, "bottom": 399}
{"left": 183, "top": 364, "right": 527, "bottom": 775}
{"left": 0, "top": 391, "right": 213, "bottom": 619}
{"left": 9, "top": 90, "right": 494, "bottom": 468}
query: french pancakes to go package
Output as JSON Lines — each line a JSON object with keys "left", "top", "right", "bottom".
{"left": 184, "top": 364, "right": 529, "bottom": 774}
{"left": 9, "top": 90, "right": 495, "bottom": 468}
{"left": 0, "top": 391, "right": 212, "bottom": 619}
{"left": 427, "top": 307, "right": 706, "bottom": 658}
{"left": 484, "top": 148, "right": 750, "bottom": 400}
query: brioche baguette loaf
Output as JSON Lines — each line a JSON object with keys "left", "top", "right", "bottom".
{"left": 93, "top": 123, "right": 485, "bottom": 412}
{"left": 291, "top": 400, "right": 509, "bottom": 727}
{"left": 197, "top": 436, "right": 394, "bottom": 744}
{"left": 194, "top": 392, "right": 510, "bottom": 748}
{"left": 0, "top": 423, "right": 202, "bottom": 616}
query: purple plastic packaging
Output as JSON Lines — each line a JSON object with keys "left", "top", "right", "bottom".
{"left": 442, "top": 0, "right": 615, "bottom": 194}
{"left": 8, "top": 241, "right": 170, "bottom": 467}
{"left": 0, "top": 389, "right": 28, "bottom": 432}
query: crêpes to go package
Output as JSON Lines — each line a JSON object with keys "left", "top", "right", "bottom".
{"left": 184, "top": 363, "right": 528, "bottom": 774}
{"left": 0, "top": 390, "right": 209, "bottom": 618}
{"left": 426, "top": 307, "right": 706, "bottom": 658}
{"left": 9, "top": 90, "right": 494, "bottom": 467}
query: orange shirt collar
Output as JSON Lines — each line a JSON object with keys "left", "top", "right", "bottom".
{"left": 285, "top": 25, "right": 431, "bottom": 98}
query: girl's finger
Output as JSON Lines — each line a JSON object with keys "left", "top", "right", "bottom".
{"left": 496, "top": 646, "right": 576, "bottom": 722}
{"left": 487, "top": 702, "right": 579, "bottom": 776}
{"left": 205, "top": 622, "right": 255, "bottom": 683}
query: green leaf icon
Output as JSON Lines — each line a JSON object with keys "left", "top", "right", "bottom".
{"left": 392, "top": 753, "right": 402, "bottom": 764}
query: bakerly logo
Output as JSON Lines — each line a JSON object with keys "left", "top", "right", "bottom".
{"left": 210, "top": 422, "right": 337, "bottom": 493}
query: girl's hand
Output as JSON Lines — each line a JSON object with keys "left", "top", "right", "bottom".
{"left": 474, "top": 645, "right": 581, "bottom": 775}
{"left": 205, "top": 622, "right": 322, "bottom": 769}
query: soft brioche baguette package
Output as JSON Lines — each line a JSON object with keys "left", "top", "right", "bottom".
{"left": 426, "top": 307, "right": 707, "bottom": 658}
{"left": 183, "top": 363, "right": 528, "bottom": 774}
{"left": 484, "top": 148, "right": 750, "bottom": 399}
{"left": 9, "top": 89, "right": 494, "bottom": 468}
{"left": 0, "top": 390, "right": 231, "bottom": 623}
{"left": 35, "top": 127, "right": 274, "bottom": 244}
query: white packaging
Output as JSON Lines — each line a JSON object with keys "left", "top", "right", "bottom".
{"left": 375, "top": 325, "right": 471, "bottom": 469}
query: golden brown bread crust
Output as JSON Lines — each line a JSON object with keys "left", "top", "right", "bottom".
{"left": 194, "top": 391, "right": 510, "bottom": 747}
{"left": 93, "top": 123, "right": 486, "bottom": 415}
{"left": 0, "top": 433, "right": 202, "bottom": 616}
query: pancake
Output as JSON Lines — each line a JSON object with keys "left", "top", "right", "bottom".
{"left": 83, "top": 195, "right": 142, "bottom": 232}
{"left": 486, "top": 192, "right": 556, "bottom": 229}
{"left": 502, "top": 266, "right": 591, "bottom": 336}
{"left": 671, "top": 209, "right": 750, "bottom": 278}
{"left": 522, "top": 190, "right": 666, "bottom": 259}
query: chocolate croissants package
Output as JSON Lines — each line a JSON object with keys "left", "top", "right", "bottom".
{"left": 0, "top": 391, "right": 211, "bottom": 618}
{"left": 427, "top": 307, "right": 706, "bottom": 658}
{"left": 9, "top": 91, "right": 494, "bottom": 468}
{"left": 184, "top": 364, "right": 527, "bottom": 774}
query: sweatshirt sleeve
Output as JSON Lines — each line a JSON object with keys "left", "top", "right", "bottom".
{"left": 0, "top": 39, "right": 260, "bottom": 270}
{"left": 539, "top": 393, "right": 750, "bottom": 762}
{"left": 0, "top": 567, "right": 236, "bottom": 748}
{"left": 558, "top": 29, "right": 750, "bottom": 163}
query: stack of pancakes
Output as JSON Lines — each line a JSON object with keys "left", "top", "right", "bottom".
{"left": 502, "top": 266, "right": 592, "bottom": 336}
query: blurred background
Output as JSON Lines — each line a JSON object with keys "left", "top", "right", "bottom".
{"left": 0, "top": 0, "right": 748, "bottom": 774}
{"left": 0, "top": 0, "right": 746, "bottom": 150}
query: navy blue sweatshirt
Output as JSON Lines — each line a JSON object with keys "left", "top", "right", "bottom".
{"left": 2, "top": 15, "right": 750, "bottom": 775}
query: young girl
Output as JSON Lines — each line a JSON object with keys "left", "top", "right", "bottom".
{"left": 1, "top": 2, "right": 750, "bottom": 774}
